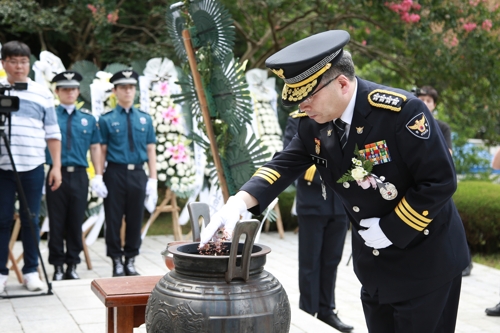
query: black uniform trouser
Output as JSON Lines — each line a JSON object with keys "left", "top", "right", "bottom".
{"left": 103, "top": 163, "right": 147, "bottom": 258}
{"left": 298, "top": 213, "right": 348, "bottom": 317}
{"left": 361, "top": 274, "right": 462, "bottom": 333}
{"left": 46, "top": 167, "right": 88, "bottom": 266}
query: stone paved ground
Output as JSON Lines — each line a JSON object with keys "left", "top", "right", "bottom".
{"left": 1, "top": 230, "right": 500, "bottom": 332}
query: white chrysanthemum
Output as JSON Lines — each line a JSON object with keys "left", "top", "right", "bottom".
{"left": 157, "top": 154, "right": 165, "bottom": 162}
{"left": 150, "top": 101, "right": 157, "bottom": 108}
{"left": 157, "top": 125, "right": 166, "bottom": 133}
{"left": 165, "top": 141, "right": 173, "bottom": 148}
{"left": 164, "top": 150, "right": 172, "bottom": 158}
{"left": 158, "top": 174, "right": 167, "bottom": 182}
{"left": 170, "top": 177, "right": 179, "bottom": 184}
{"left": 167, "top": 168, "right": 175, "bottom": 176}
{"left": 154, "top": 96, "right": 162, "bottom": 102}
{"left": 171, "top": 183, "right": 180, "bottom": 191}
{"left": 161, "top": 161, "right": 168, "bottom": 169}
{"left": 157, "top": 145, "right": 165, "bottom": 152}
{"left": 177, "top": 169, "right": 185, "bottom": 177}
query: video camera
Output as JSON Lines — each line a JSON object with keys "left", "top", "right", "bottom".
{"left": 0, "top": 82, "right": 28, "bottom": 113}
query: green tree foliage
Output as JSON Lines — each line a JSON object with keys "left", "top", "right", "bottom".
{"left": 2, "top": 0, "right": 500, "bottom": 144}
{"left": 0, "top": 0, "right": 176, "bottom": 67}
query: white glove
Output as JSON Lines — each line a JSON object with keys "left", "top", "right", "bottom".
{"left": 358, "top": 217, "right": 393, "bottom": 249}
{"left": 144, "top": 194, "right": 158, "bottom": 214}
{"left": 91, "top": 175, "right": 108, "bottom": 198}
{"left": 146, "top": 178, "right": 158, "bottom": 196}
{"left": 199, "top": 196, "right": 248, "bottom": 248}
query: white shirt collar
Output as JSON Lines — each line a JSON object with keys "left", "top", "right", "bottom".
{"left": 61, "top": 103, "right": 76, "bottom": 114}
{"left": 339, "top": 77, "right": 358, "bottom": 125}
{"left": 334, "top": 78, "right": 358, "bottom": 137}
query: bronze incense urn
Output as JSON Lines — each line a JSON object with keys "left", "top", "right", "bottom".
{"left": 145, "top": 203, "right": 291, "bottom": 332}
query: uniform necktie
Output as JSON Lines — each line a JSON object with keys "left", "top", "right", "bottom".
{"left": 66, "top": 110, "right": 75, "bottom": 150}
{"left": 334, "top": 118, "right": 347, "bottom": 151}
{"left": 126, "top": 110, "right": 134, "bottom": 152}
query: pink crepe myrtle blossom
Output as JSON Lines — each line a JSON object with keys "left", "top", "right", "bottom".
{"left": 463, "top": 22, "right": 477, "bottom": 32}
{"left": 87, "top": 4, "right": 97, "bottom": 14}
{"left": 482, "top": 19, "right": 492, "bottom": 31}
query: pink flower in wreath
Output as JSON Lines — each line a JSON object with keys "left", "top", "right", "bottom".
{"left": 162, "top": 106, "right": 177, "bottom": 121}
{"left": 168, "top": 143, "right": 188, "bottom": 163}
{"left": 159, "top": 81, "right": 169, "bottom": 96}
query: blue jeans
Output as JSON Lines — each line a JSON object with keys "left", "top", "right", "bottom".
{"left": 0, "top": 165, "right": 44, "bottom": 275}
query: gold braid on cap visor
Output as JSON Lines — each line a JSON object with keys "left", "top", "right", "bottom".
{"left": 282, "top": 63, "right": 331, "bottom": 102}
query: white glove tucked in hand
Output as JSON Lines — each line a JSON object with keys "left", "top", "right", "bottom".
{"left": 91, "top": 175, "right": 108, "bottom": 198}
{"left": 144, "top": 178, "right": 158, "bottom": 214}
{"left": 146, "top": 178, "right": 158, "bottom": 196}
{"left": 199, "top": 196, "right": 248, "bottom": 248}
{"left": 358, "top": 217, "right": 393, "bottom": 249}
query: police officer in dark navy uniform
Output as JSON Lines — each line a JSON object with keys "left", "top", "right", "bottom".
{"left": 46, "top": 70, "right": 106, "bottom": 281}
{"left": 284, "top": 114, "right": 352, "bottom": 332}
{"left": 99, "top": 70, "right": 157, "bottom": 277}
{"left": 200, "top": 30, "right": 470, "bottom": 333}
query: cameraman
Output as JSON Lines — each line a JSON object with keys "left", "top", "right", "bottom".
{"left": 0, "top": 41, "right": 62, "bottom": 293}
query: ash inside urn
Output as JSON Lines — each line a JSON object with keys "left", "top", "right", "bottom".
{"left": 198, "top": 234, "right": 230, "bottom": 255}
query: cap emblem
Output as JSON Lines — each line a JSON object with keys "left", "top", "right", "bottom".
{"left": 271, "top": 68, "right": 285, "bottom": 79}
{"left": 63, "top": 73, "right": 75, "bottom": 80}
{"left": 122, "top": 71, "right": 133, "bottom": 78}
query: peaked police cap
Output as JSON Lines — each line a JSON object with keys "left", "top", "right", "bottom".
{"left": 265, "top": 30, "right": 350, "bottom": 106}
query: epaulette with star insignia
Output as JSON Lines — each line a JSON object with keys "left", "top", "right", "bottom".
{"left": 78, "top": 108, "right": 92, "bottom": 115}
{"left": 368, "top": 89, "right": 407, "bottom": 112}
{"left": 289, "top": 110, "right": 309, "bottom": 118}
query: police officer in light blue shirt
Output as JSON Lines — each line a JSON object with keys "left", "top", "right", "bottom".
{"left": 46, "top": 70, "right": 106, "bottom": 281}
{"left": 99, "top": 69, "right": 157, "bottom": 277}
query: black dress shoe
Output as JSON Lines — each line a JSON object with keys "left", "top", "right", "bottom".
{"left": 486, "top": 302, "right": 500, "bottom": 316}
{"left": 112, "top": 257, "right": 125, "bottom": 277}
{"left": 53, "top": 265, "right": 64, "bottom": 281}
{"left": 65, "top": 264, "right": 80, "bottom": 280}
{"left": 462, "top": 261, "right": 473, "bottom": 276}
{"left": 124, "top": 257, "right": 140, "bottom": 276}
{"left": 317, "top": 312, "right": 354, "bottom": 333}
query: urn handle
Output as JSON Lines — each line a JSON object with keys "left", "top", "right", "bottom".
{"left": 225, "top": 219, "right": 260, "bottom": 283}
{"left": 187, "top": 202, "right": 211, "bottom": 242}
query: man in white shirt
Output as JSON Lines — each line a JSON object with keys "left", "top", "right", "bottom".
{"left": 0, "top": 41, "right": 62, "bottom": 293}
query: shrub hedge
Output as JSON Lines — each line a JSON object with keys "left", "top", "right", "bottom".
{"left": 453, "top": 181, "right": 500, "bottom": 254}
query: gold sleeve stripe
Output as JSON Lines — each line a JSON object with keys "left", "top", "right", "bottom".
{"left": 304, "top": 165, "right": 316, "bottom": 182}
{"left": 395, "top": 205, "right": 428, "bottom": 228}
{"left": 259, "top": 167, "right": 280, "bottom": 178}
{"left": 256, "top": 169, "right": 279, "bottom": 182}
{"left": 253, "top": 173, "right": 275, "bottom": 184}
{"left": 395, "top": 207, "right": 425, "bottom": 231}
{"left": 401, "top": 197, "right": 432, "bottom": 223}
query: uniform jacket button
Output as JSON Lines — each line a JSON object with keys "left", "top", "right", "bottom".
{"left": 372, "top": 249, "right": 379, "bottom": 256}
{"left": 353, "top": 206, "right": 360, "bottom": 212}
{"left": 423, "top": 229, "right": 429, "bottom": 235}
{"left": 343, "top": 182, "right": 350, "bottom": 188}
